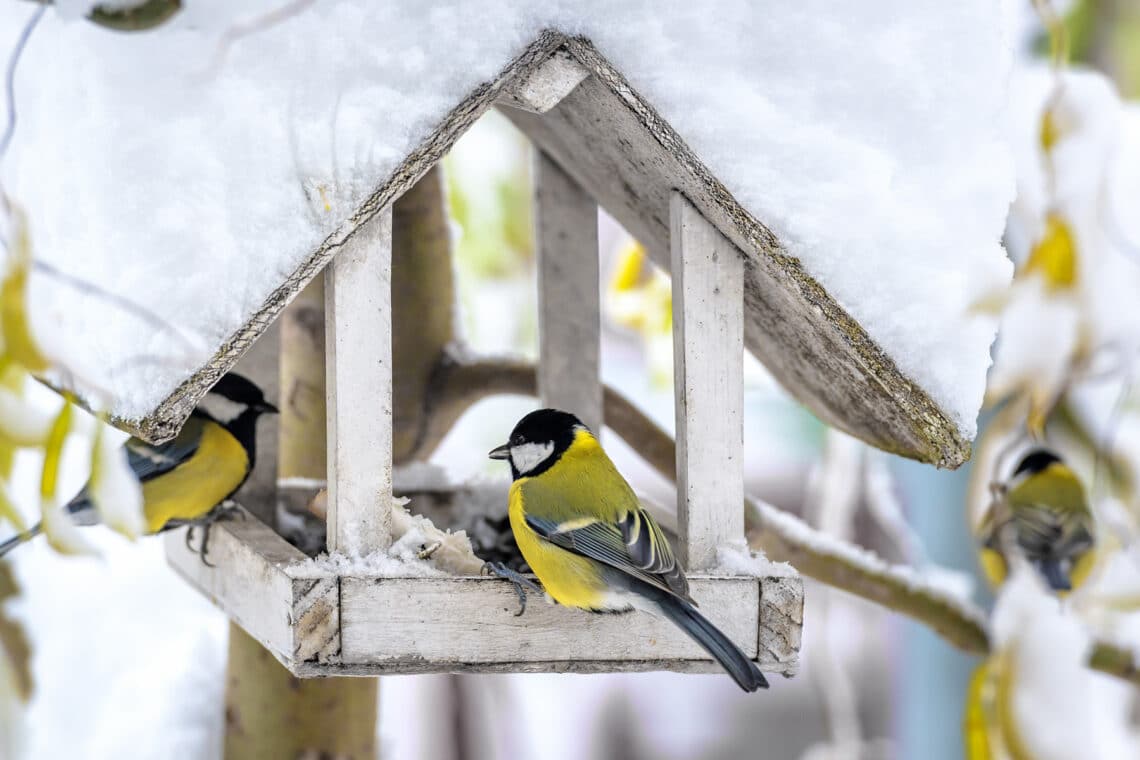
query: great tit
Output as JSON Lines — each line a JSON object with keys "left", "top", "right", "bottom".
{"left": 0, "top": 373, "right": 277, "bottom": 558}
{"left": 978, "top": 448, "right": 1095, "bottom": 592}
{"left": 489, "top": 409, "right": 768, "bottom": 692}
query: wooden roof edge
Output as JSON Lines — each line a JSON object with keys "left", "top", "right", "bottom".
{"left": 106, "top": 30, "right": 969, "bottom": 469}
{"left": 113, "top": 30, "right": 568, "bottom": 443}
{"left": 558, "top": 37, "right": 969, "bottom": 467}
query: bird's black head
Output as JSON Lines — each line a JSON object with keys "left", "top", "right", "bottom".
{"left": 208, "top": 373, "right": 279, "bottom": 415}
{"left": 1013, "top": 449, "right": 1062, "bottom": 478}
{"left": 488, "top": 408, "right": 588, "bottom": 479}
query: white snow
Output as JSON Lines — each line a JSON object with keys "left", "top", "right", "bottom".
{"left": 288, "top": 496, "right": 486, "bottom": 578}
{"left": 1, "top": 0, "right": 1014, "bottom": 436}
{"left": 986, "top": 277, "right": 1080, "bottom": 409}
{"left": 713, "top": 543, "right": 796, "bottom": 579}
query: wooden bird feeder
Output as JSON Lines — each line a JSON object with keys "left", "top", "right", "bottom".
{"left": 135, "top": 31, "right": 965, "bottom": 678}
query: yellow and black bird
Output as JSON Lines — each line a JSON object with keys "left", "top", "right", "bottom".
{"left": 489, "top": 408, "right": 768, "bottom": 692}
{"left": 979, "top": 448, "right": 1095, "bottom": 592}
{"left": 0, "top": 373, "right": 277, "bottom": 558}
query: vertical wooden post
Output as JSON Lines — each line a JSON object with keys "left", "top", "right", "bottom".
{"left": 276, "top": 280, "right": 327, "bottom": 550}
{"left": 670, "top": 192, "right": 745, "bottom": 571}
{"left": 325, "top": 207, "right": 393, "bottom": 555}
{"left": 231, "top": 319, "right": 280, "bottom": 526}
{"left": 534, "top": 149, "right": 603, "bottom": 434}
{"left": 226, "top": 274, "right": 377, "bottom": 760}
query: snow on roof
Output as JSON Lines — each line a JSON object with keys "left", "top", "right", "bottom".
{"left": 2, "top": 1, "right": 1013, "bottom": 448}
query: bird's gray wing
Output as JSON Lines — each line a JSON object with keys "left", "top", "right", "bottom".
{"left": 525, "top": 513, "right": 693, "bottom": 602}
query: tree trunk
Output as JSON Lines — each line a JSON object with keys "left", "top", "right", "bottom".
{"left": 223, "top": 626, "right": 378, "bottom": 760}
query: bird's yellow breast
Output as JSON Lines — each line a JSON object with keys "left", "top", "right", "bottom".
{"left": 508, "top": 430, "right": 637, "bottom": 610}
{"left": 141, "top": 421, "right": 250, "bottom": 533}
{"left": 508, "top": 482, "right": 608, "bottom": 609}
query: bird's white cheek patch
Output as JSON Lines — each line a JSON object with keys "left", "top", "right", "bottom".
{"left": 510, "top": 442, "right": 555, "bottom": 474}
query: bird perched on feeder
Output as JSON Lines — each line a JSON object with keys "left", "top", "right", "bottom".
{"left": 0, "top": 373, "right": 277, "bottom": 560}
{"left": 978, "top": 448, "right": 1095, "bottom": 593}
{"left": 488, "top": 408, "right": 768, "bottom": 692}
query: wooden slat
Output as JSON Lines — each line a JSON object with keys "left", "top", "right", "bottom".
{"left": 534, "top": 149, "right": 603, "bottom": 433}
{"left": 338, "top": 575, "right": 761, "bottom": 671}
{"left": 230, "top": 320, "right": 281, "bottom": 526}
{"left": 324, "top": 207, "right": 394, "bottom": 555}
{"left": 670, "top": 192, "right": 745, "bottom": 570}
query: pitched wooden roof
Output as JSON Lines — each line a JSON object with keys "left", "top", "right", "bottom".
{"left": 124, "top": 31, "right": 969, "bottom": 467}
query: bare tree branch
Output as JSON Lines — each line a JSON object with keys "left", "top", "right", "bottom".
{"left": 418, "top": 354, "right": 1140, "bottom": 687}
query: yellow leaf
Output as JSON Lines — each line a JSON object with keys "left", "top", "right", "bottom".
{"left": 1021, "top": 214, "right": 1078, "bottom": 292}
{"left": 39, "top": 399, "right": 72, "bottom": 502}
{"left": 994, "top": 649, "right": 1033, "bottom": 760}
{"left": 610, "top": 241, "right": 648, "bottom": 292}
{"left": 0, "top": 209, "right": 50, "bottom": 374}
{"left": 963, "top": 661, "right": 996, "bottom": 760}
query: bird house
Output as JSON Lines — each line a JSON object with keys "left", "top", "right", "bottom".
{"left": 101, "top": 32, "right": 968, "bottom": 679}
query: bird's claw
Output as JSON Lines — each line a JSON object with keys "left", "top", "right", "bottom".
{"left": 184, "top": 504, "right": 244, "bottom": 567}
{"left": 483, "top": 561, "right": 543, "bottom": 616}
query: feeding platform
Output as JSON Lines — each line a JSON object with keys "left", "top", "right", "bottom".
{"left": 165, "top": 510, "right": 802, "bottom": 676}
{"left": 140, "top": 31, "right": 972, "bottom": 679}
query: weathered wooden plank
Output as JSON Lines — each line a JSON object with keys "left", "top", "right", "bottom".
{"left": 670, "top": 193, "right": 745, "bottom": 570}
{"left": 294, "top": 658, "right": 732, "bottom": 677}
{"left": 324, "top": 206, "right": 394, "bottom": 555}
{"left": 338, "top": 575, "right": 762, "bottom": 667}
{"left": 759, "top": 575, "right": 803, "bottom": 675}
{"left": 534, "top": 149, "right": 603, "bottom": 433}
{"left": 277, "top": 279, "right": 327, "bottom": 528}
{"left": 498, "top": 49, "right": 590, "bottom": 114}
{"left": 164, "top": 508, "right": 309, "bottom": 665}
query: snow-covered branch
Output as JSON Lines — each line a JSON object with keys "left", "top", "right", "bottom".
{"left": 745, "top": 496, "right": 992, "bottom": 654}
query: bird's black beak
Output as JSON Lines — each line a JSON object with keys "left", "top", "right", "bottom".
{"left": 488, "top": 443, "right": 510, "bottom": 461}
{"left": 258, "top": 401, "right": 279, "bottom": 415}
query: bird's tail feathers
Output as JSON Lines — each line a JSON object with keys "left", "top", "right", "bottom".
{"left": 655, "top": 593, "right": 769, "bottom": 692}
{"left": 0, "top": 522, "right": 41, "bottom": 558}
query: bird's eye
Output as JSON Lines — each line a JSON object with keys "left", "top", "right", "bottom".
{"left": 510, "top": 435, "right": 523, "bottom": 446}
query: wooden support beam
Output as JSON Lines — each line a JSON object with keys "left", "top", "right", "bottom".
{"left": 277, "top": 279, "right": 327, "bottom": 530}
{"left": 325, "top": 207, "right": 394, "bottom": 555}
{"left": 534, "top": 150, "right": 603, "bottom": 433}
{"left": 670, "top": 192, "right": 745, "bottom": 571}
{"left": 231, "top": 319, "right": 280, "bottom": 527}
